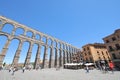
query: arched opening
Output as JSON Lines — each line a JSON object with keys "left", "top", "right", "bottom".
{"left": 48, "top": 38, "right": 52, "bottom": 46}
{"left": 3, "top": 39, "right": 19, "bottom": 65}
{"left": 58, "top": 42, "right": 60, "bottom": 49}
{"left": 0, "top": 35, "right": 7, "bottom": 54}
{"left": 30, "top": 44, "right": 38, "bottom": 68}
{"left": 35, "top": 34, "right": 41, "bottom": 40}
{"left": 15, "top": 27, "right": 24, "bottom": 36}
{"left": 42, "top": 36, "right": 46, "bottom": 43}
{"left": 26, "top": 31, "right": 33, "bottom": 38}
{"left": 2, "top": 23, "right": 14, "bottom": 34}
{"left": 53, "top": 40, "right": 57, "bottom": 48}
{"left": 18, "top": 41, "right": 30, "bottom": 65}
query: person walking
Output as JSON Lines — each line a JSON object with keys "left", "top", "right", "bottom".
{"left": 109, "top": 60, "right": 114, "bottom": 73}
{"left": 22, "top": 66, "right": 25, "bottom": 73}
{"left": 86, "top": 66, "right": 89, "bottom": 73}
{"left": 12, "top": 67, "right": 16, "bottom": 75}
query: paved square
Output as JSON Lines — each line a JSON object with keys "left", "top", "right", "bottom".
{"left": 0, "top": 69, "right": 120, "bottom": 80}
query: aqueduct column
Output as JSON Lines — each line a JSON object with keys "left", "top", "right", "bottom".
{"left": 43, "top": 45, "right": 48, "bottom": 68}
{"left": 24, "top": 42, "right": 33, "bottom": 66}
{"left": 34, "top": 44, "right": 41, "bottom": 69}
{"left": 49, "top": 41, "right": 54, "bottom": 68}
{"left": 0, "top": 23, "right": 4, "bottom": 31}
{"left": 0, "top": 37, "right": 12, "bottom": 66}
{"left": 11, "top": 26, "right": 16, "bottom": 35}
{"left": 12, "top": 40, "right": 24, "bottom": 66}
{"left": 60, "top": 46, "right": 63, "bottom": 67}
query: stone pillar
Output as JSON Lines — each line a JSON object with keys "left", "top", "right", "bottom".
{"left": 0, "top": 23, "right": 4, "bottom": 31}
{"left": 49, "top": 41, "right": 54, "bottom": 68}
{"left": 34, "top": 45, "right": 41, "bottom": 69}
{"left": 12, "top": 41, "right": 23, "bottom": 67}
{"left": 64, "top": 45, "right": 67, "bottom": 64}
{"left": 54, "top": 48, "right": 57, "bottom": 67}
{"left": 23, "top": 30, "right": 27, "bottom": 36}
{"left": 24, "top": 42, "right": 33, "bottom": 67}
{"left": 55, "top": 42, "right": 60, "bottom": 68}
{"left": 63, "top": 50, "right": 65, "bottom": 64}
{"left": 69, "top": 47, "right": 72, "bottom": 63}
{"left": 0, "top": 38, "right": 11, "bottom": 66}
{"left": 43, "top": 46, "right": 48, "bottom": 68}
{"left": 32, "top": 33, "right": 35, "bottom": 39}
{"left": 60, "top": 49, "right": 63, "bottom": 67}
{"left": 66, "top": 51, "right": 69, "bottom": 63}
{"left": 11, "top": 27, "right": 16, "bottom": 35}
{"left": 49, "top": 47, "right": 54, "bottom": 68}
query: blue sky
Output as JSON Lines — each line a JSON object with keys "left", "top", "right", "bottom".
{"left": 0, "top": 0, "right": 120, "bottom": 63}
{"left": 0, "top": 0, "right": 120, "bottom": 47}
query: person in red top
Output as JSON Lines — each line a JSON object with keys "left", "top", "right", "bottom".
{"left": 109, "top": 60, "right": 114, "bottom": 73}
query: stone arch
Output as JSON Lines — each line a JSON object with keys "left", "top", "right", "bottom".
{"left": 35, "top": 33, "right": 41, "bottom": 40}
{"left": 26, "top": 30, "right": 33, "bottom": 38}
{"left": 2, "top": 23, "right": 14, "bottom": 34}
{"left": 3, "top": 38, "right": 20, "bottom": 64}
{"left": 57, "top": 42, "right": 61, "bottom": 49}
{"left": 14, "top": 27, "right": 25, "bottom": 36}
{"left": 41, "top": 35, "right": 47, "bottom": 44}
{"left": 18, "top": 41, "right": 30, "bottom": 64}
{"left": 30, "top": 43, "right": 39, "bottom": 68}
{"left": 48, "top": 38, "right": 52, "bottom": 46}
{"left": 53, "top": 40, "right": 57, "bottom": 48}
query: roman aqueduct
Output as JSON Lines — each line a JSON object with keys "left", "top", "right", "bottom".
{"left": 0, "top": 16, "right": 80, "bottom": 69}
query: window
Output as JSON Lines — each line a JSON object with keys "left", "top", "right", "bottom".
{"left": 109, "top": 46, "right": 114, "bottom": 51}
{"left": 84, "top": 48, "right": 86, "bottom": 51}
{"left": 89, "top": 57, "right": 93, "bottom": 63}
{"left": 112, "top": 53, "right": 117, "bottom": 59}
{"left": 88, "top": 52, "right": 91, "bottom": 55}
{"left": 117, "top": 35, "right": 119, "bottom": 38}
{"left": 106, "top": 40, "right": 109, "bottom": 43}
{"left": 99, "top": 57, "right": 101, "bottom": 60}
{"left": 87, "top": 47, "right": 89, "bottom": 50}
{"left": 101, "top": 51, "right": 104, "bottom": 55}
{"left": 115, "top": 44, "right": 120, "bottom": 50}
{"left": 103, "top": 56, "right": 106, "bottom": 60}
{"left": 112, "top": 37, "right": 116, "bottom": 41}
{"left": 106, "top": 51, "right": 108, "bottom": 55}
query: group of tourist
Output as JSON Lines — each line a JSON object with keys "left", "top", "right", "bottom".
{"left": 86, "top": 60, "right": 115, "bottom": 73}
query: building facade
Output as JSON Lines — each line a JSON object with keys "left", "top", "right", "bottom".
{"left": 82, "top": 43, "right": 111, "bottom": 64}
{"left": 71, "top": 51, "right": 83, "bottom": 63}
{"left": 103, "top": 29, "right": 120, "bottom": 65}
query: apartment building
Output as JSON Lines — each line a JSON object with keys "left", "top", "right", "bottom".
{"left": 82, "top": 43, "right": 111, "bottom": 63}
{"left": 103, "top": 29, "right": 120, "bottom": 65}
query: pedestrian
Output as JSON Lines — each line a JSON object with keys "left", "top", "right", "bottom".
{"left": 22, "top": 66, "right": 25, "bottom": 73}
{"left": 86, "top": 66, "right": 89, "bottom": 73}
{"left": 12, "top": 67, "right": 16, "bottom": 75}
{"left": 109, "top": 60, "right": 114, "bottom": 73}
{"left": 9, "top": 67, "right": 12, "bottom": 72}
